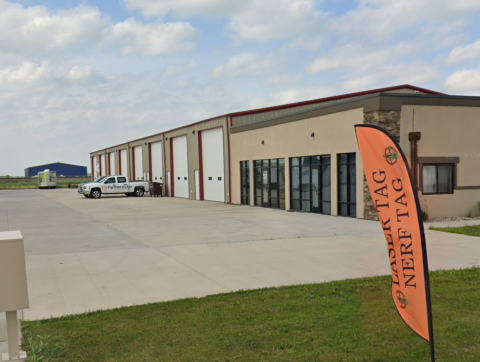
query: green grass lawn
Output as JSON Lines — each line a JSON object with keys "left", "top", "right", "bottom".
{"left": 21, "top": 268, "right": 480, "bottom": 362}
{"left": 430, "top": 225, "right": 480, "bottom": 237}
{"left": 0, "top": 178, "right": 89, "bottom": 189}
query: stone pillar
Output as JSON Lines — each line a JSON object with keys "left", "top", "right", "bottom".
{"left": 362, "top": 110, "right": 401, "bottom": 220}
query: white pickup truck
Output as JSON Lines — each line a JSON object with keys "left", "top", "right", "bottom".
{"left": 82, "top": 175, "right": 149, "bottom": 199}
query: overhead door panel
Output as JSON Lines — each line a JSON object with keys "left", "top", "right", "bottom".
{"left": 100, "top": 154, "right": 106, "bottom": 176}
{"left": 173, "top": 135, "right": 189, "bottom": 198}
{"left": 202, "top": 128, "right": 225, "bottom": 202}
{"left": 120, "top": 149, "right": 128, "bottom": 177}
{"left": 93, "top": 156, "right": 99, "bottom": 178}
{"left": 134, "top": 146, "right": 143, "bottom": 180}
{"left": 109, "top": 152, "right": 116, "bottom": 175}
{"left": 151, "top": 141, "right": 163, "bottom": 183}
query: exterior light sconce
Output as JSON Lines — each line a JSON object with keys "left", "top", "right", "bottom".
{"left": 166, "top": 137, "right": 168, "bottom": 141}
{"left": 311, "top": 132, "right": 315, "bottom": 138}
{"left": 261, "top": 140, "right": 265, "bottom": 145}
{"left": 145, "top": 142, "right": 147, "bottom": 145}
{"left": 192, "top": 130, "right": 195, "bottom": 135}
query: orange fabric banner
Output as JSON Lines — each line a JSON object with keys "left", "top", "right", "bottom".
{"left": 355, "top": 125, "right": 433, "bottom": 343}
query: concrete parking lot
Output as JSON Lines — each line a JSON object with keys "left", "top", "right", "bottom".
{"left": 1, "top": 189, "right": 480, "bottom": 354}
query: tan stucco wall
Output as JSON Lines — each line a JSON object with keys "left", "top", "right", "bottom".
{"left": 400, "top": 105, "right": 480, "bottom": 218}
{"left": 230, "top": 108, "right": 365, "bottom": 218}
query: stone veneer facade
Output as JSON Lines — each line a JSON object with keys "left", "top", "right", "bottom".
{"left": 362, "top": 110, "right": 401, "bottom": 220}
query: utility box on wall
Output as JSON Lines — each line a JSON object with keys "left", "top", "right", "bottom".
{"left": 0, "top": 231, "right": 29, "bottom": 313}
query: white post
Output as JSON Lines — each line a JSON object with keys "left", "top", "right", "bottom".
{"left": 5, "top": 311, "right": 19, "bottom": 359}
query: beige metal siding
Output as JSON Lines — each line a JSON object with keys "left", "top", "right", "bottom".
{"left": 163, "top": 117, "right": 230, "bottom": 201}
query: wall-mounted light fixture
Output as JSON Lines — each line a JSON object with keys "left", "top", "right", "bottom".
{"left": 261, "top": 140, "right": 265, "bottom": 145}
{"left": 192, "top": 130, "right": 195, "bottom": 135}
{"left": 166, "top": 137, "right": 168, "bottom": 141}
{"left": 311, "top": 132, "right": 315, "bottom": 138}
{"left": 145, "top": 142, "right": 147, "bottom": 145}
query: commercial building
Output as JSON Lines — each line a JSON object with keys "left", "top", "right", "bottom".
{"left": 90, "top": 85, "right": 480, "bottom": 219}
{"left": 25, "top": 162, "right": 87, "bottom": 177}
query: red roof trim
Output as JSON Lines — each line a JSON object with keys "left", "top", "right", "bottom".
{"left": 227, "top": 84, "right": 446, "bottom": 118}
{"left": 90, "top": 85, "right": 446, "bottom": 154}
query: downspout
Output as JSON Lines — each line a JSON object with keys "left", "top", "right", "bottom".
{"left": 148, "top": 142, "right": 152, "bottom": 182}
{"left": 226, "top": 115, "right": 232, "bottom": 204}
{"left": 408, "top": 132, "right": 421, "bottom": 190}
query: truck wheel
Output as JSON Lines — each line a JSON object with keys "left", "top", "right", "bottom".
{"left": 135, "top": 188, "right": 144, "bottom": 197}
{"left": 91, "top": 189, "right": 102, "bottom": 199}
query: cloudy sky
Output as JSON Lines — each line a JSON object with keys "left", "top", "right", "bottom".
{"left": 2, "top": 0, "right": 480, "bottom": 176}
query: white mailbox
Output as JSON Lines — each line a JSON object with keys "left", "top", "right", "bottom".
{"left": 0, "top": 231, "right": 29, "bottom": 313}
{"left": 0, "top": 230, "right": 29, "bottom": 361}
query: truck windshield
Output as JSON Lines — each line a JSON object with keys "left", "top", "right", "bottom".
{"left": 94, "top": 176, "right": 107, "bottom": 182}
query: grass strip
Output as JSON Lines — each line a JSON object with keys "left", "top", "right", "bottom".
{"left": 430, "top": 225, "right": 480, "bottom": 237}
{"left": 22, "top": 267, "right": 480, "bottom": 362}
{"left": 0, "top": 179, "right": 90, "bottom": 190}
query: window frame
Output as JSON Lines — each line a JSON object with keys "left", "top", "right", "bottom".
{"left": 253, "top": 158, "right": 285, "bottom": 209}
{"left": 240, "top": 161, "right": 250, "bottom": 205}
{"left": 289, "top": 155, "right": 331, "bottom": 214}
{"left": 337, "top": 153, "right": 356, "bottom": 218}
{"left": 419, "top": 157, "right": 458, "bottom": 195}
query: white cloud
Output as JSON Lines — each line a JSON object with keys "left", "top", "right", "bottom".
{"left": 445, "top": 67, "right": 480, "bottom": 92}
{"left": 66, "top": 66, "right": 93, "bottom": 82}
{"left": 106, "top": 18, "right": 200, "bottom": 56}
{"left": 213, "top": 52, "right": 282, "bottom": 78}
{"left": 308, "top": 42, "right": 419, "bottom": 74}
{"left": 162, "top": 60, "right": 197, "bottom": 78}
{"left": 122, "top": 0, "right": 244, "bottom": 18}
{"left": 123, "top": 0, "right": 327, "bottom": 46}
{"left": 226, "top": 0, "right": 326, "bottom": 44}
{"left": 338, "top": 61, "right": 440, "bottom": 93}
{"left": 447, "top": 40, "right": 480, "bottom": 64}
{"left": 0, "top": 0, "right": 200, "bottom": 59}
{"left": 0, "top": 1, "right": 107, "bottom": 55}
{"left": 0, "top": 61, "right": 50, "bottom": 85}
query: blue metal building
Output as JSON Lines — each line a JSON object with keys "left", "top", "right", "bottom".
{"left": 25, "top": 162, "right": 88, "bottom": 177}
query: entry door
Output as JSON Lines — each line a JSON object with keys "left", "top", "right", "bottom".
{"left": 102, "top": 177, "right": 117, "bottom": 194}
{"left": 262, "top": 168, "right": 269, "bottom": 207}
{"left": 194, "top": 170, "right": 200, "bottom": 200}
{"left": 311, "top": 166, "right": 321, "bottom": 213}
{"left": 167, "top": 171, "right": 171, "bottom": 197}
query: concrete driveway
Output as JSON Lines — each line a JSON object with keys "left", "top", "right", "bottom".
{"left": 1, "top": 189, "right": 480, "bottom": 353}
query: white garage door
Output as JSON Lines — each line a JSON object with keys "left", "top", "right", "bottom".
{"left": 120, "top": 149, "right": 128, "bottom": 177}
{"left": 173, "top": 135, "right": 189, "bottom": 198}
{"left": 201, "top": 128, "right": 225, "bottom": 202}
{"left": 109, "top": 152, "right": 116, "bottom": 175}
{"left": 133, "top": 145, "right": 143, "bottom": 180}
{"left": 93, "top": 156, "right": 99, "bottom": 178}
{"left": 100, "top": 154, "right": 106, "bottom": 176}
{"left": 151, "top": 141, "right": 163, "bottom": 183}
